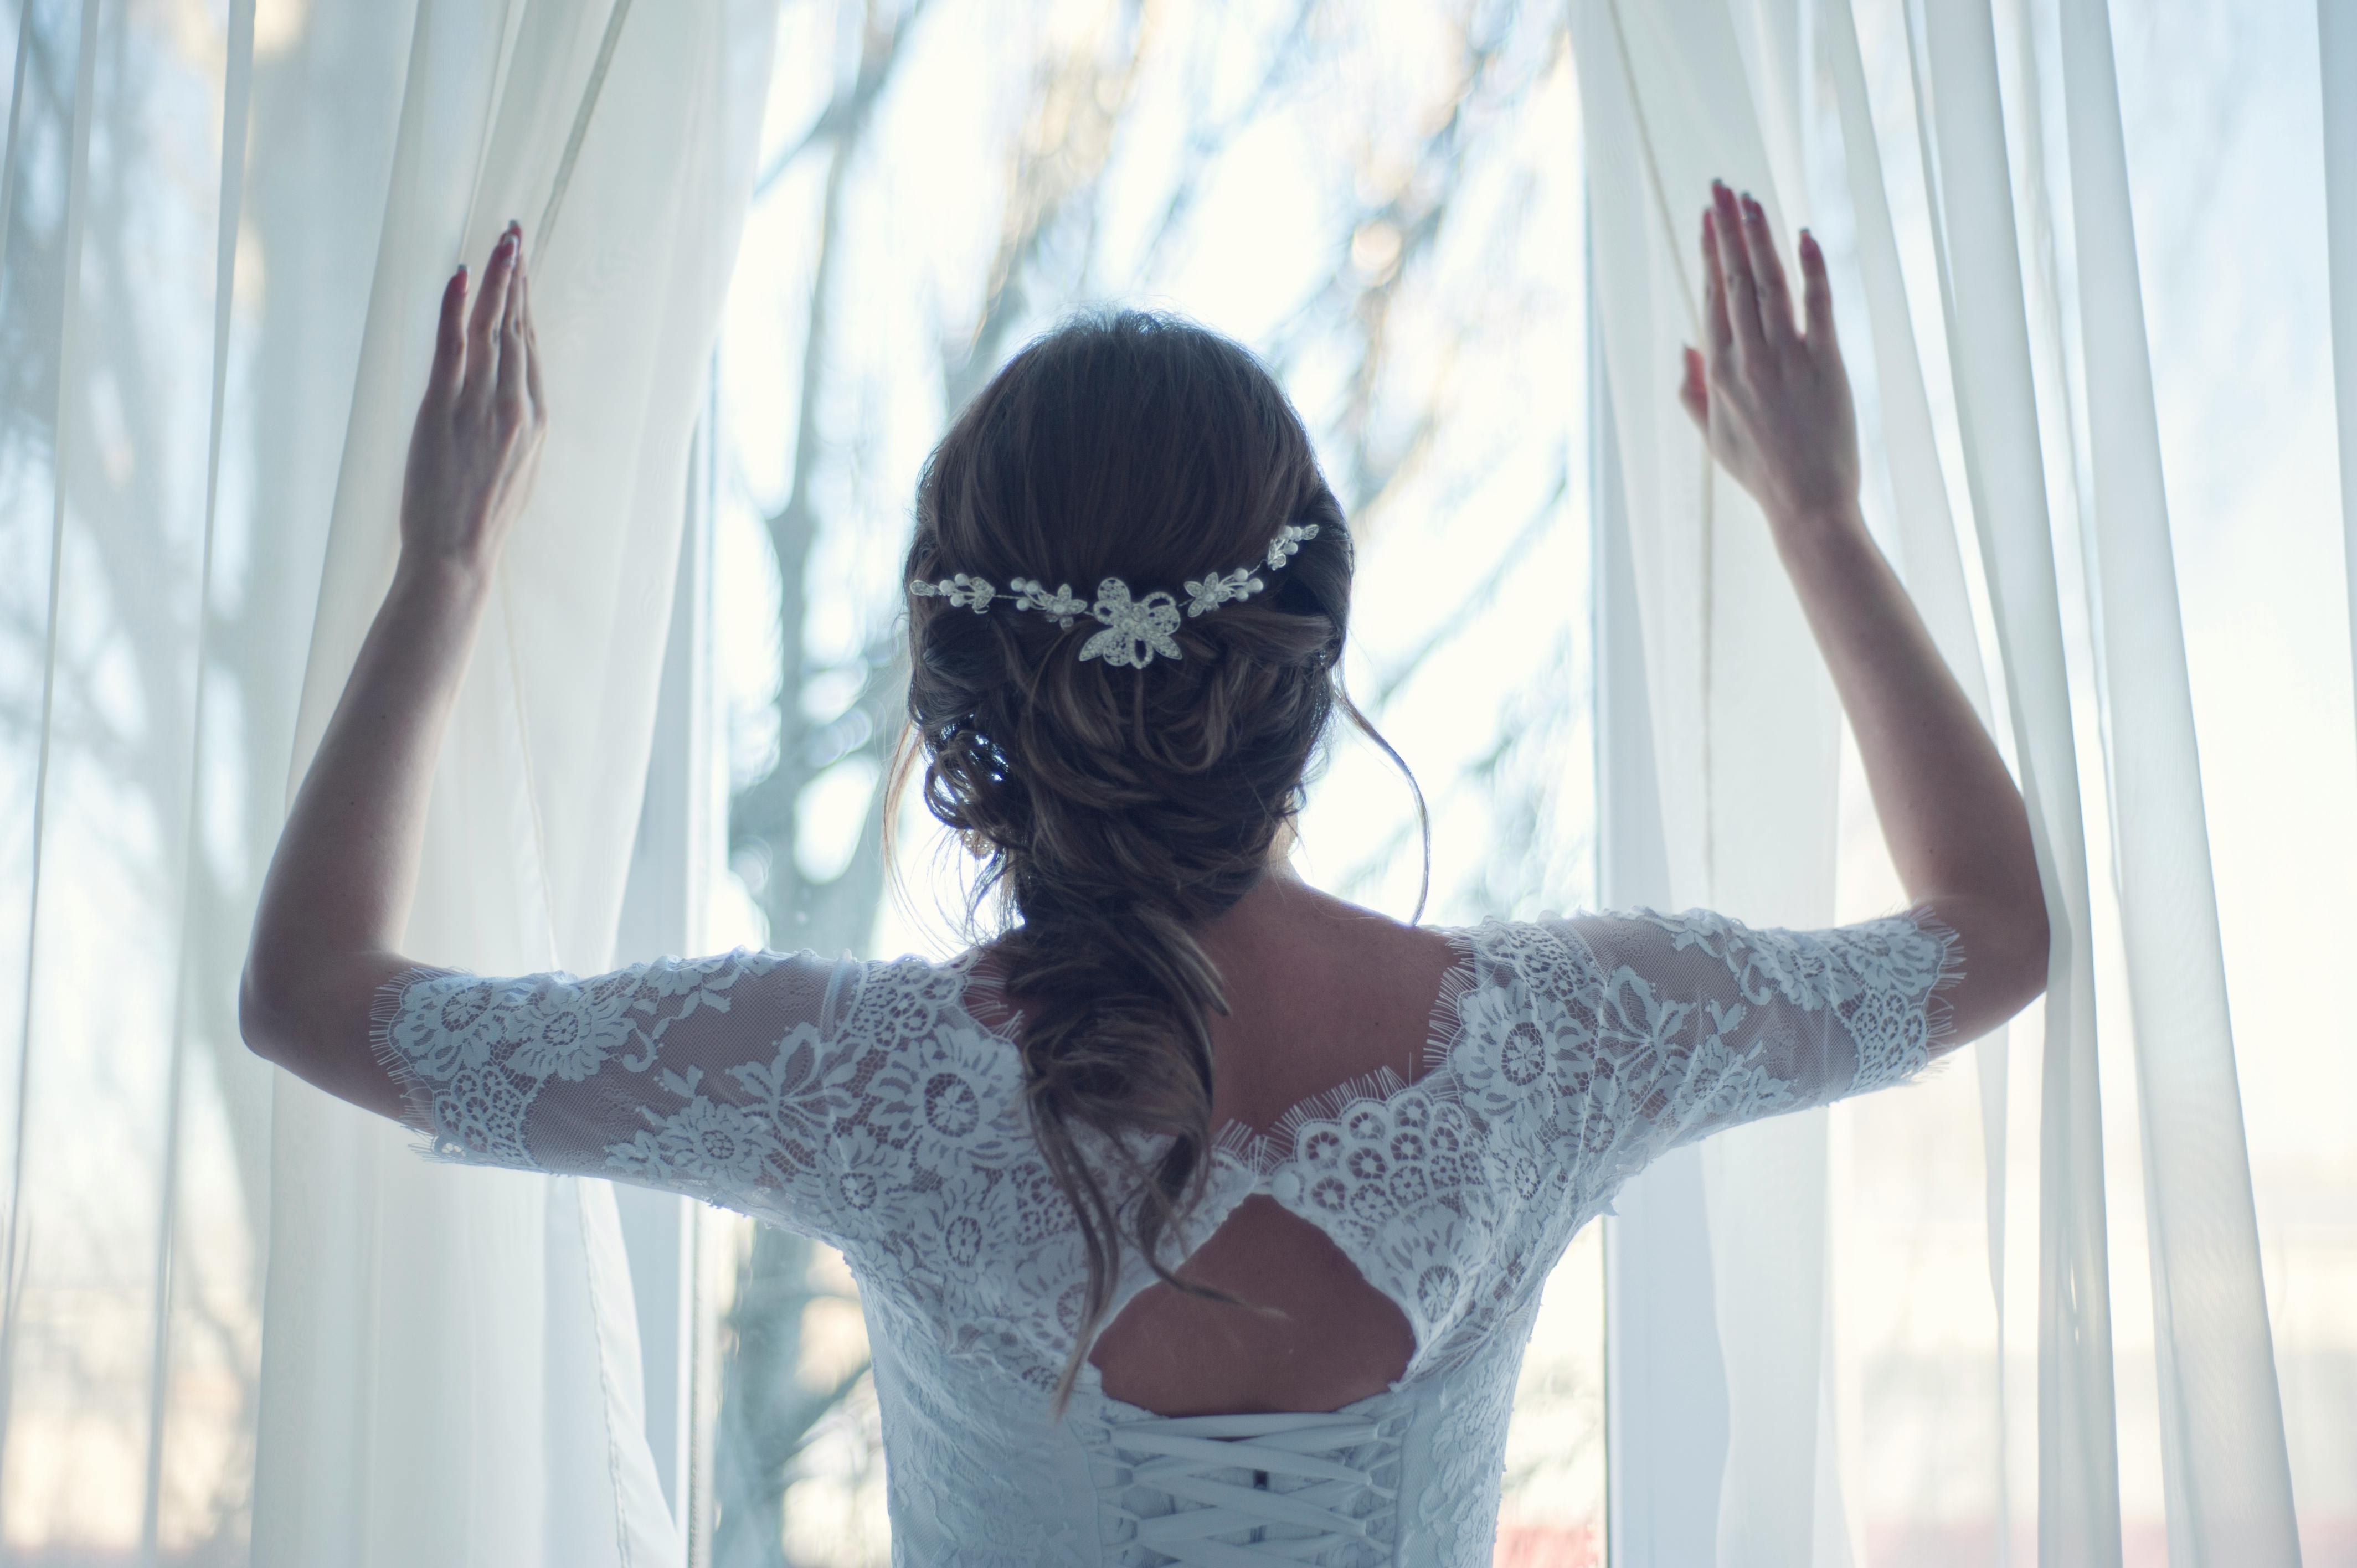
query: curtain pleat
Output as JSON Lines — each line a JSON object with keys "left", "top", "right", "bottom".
{"left": 2326, "top": 0, "right": 2357, "bottom": 743}
{"left": 1902, "top": 6, "right": 2124, "bottom": 1556}
{"left": 1587, "top": 0, "right": 2304, "bottom": 1562}
{"left": 0, "top": 0, "right": 766, "bottom": 1555}
{"left": 1590, "top": 199, "right": 1732, "bottom": 1568}
{"left": 139, "top": 1, "right": 258, "bottom": 1552}
{"left": 0, "top": 0, "right": 29, "bottom": 304}
{"left": 2, "top": 0, "right": 103, "bottom": 1447}
{"left": 252, "top": 4, "right": 773, "bottom": 1563}
{"left": 1817, "top": 9, "right": 2021, "bottom": 1547}
{"left": 2050, "top": 3, "right": 2302, "bottom": 1561}
{"left": 1576, "top": 2, "right": 1854, "bottom": 1561}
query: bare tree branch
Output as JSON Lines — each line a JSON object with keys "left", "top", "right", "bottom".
{"left": 750, "top": 0, "right": 938, "bottom": 202}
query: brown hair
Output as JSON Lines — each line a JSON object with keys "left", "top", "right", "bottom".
{"left": 893, "top": 310, "right": 1417, "bottom": 1411}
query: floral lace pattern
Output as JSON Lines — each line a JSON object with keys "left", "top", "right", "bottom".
{"left": 1418, "top": 1313, "right": 1540, "bottom": 1562}
{"left": 373, "top": 904, "right": 1962, "bottom": 1565}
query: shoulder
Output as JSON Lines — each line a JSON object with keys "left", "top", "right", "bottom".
{"left": 820, "top": 946, "right": 1033, "bottom": 1160}
{"left": 1419, "top": 917, "right": 1609, "bottom": 1122}
{"left": 1439, "top": 914, "right": 1611, "bottom": 1033}
{"left": 1544, "top": 905, "right": 1958, "bottom": 1015}
{"left": 659, "top": 943, "right": 1000, "bottom": 1048}
{"left": 1468, "top": 906, "right": 1950, "bottom": 1000}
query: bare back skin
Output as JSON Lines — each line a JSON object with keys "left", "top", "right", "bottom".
{"left": 981, "top": 868, "right": 1460, "bottom": 1417}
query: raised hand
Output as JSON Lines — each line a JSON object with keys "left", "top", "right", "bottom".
{"left": 399, "top": 220, "right": 548, "bottom": 574}
{"left": 1677, "top": 180, "right": 1859, "bottom": 528}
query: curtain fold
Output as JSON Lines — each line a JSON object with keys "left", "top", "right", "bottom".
{"left": 0, "top": 0, "right": 769, "bottom": 1556}
{"left": 2328, "top": 0, "right": 2357, "bottom": 726}
{"left": 1815, "top": 18, "right": 2018, "bottom": 1534}
{"left": 1581, "top": 0, "right": 2302, "bottom": 1562}
{"left": 1574, "top": 2, "right": 1850, "bottom": 1561}
{"left": 2050, "top": 2, "right": 2299, "bottom": 1559}
{"left": 1902, "top": 4, "right": 2124, "bottom": 1558}
{"left": 142, "top": 2, "right": 257, "bottom": 1551}
{"left": 253, "top": 3, "right": 773, "bottom": 1563}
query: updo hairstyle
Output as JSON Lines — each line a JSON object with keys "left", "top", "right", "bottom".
{"left": 895, "top": 310, "right": 1411, "bottom": 1412}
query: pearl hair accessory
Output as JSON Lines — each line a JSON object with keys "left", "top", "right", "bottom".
{"left": 909, "top": 522, "right": 1320, "bottom": 670}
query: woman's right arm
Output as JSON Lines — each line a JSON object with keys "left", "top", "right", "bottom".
{"left": 1676, "top": 179, "right": 2048, "bottom": 1043}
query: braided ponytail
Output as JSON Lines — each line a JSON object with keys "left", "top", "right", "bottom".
{"left": 896, "top": 311, "right": 1398, "bottom": 1414}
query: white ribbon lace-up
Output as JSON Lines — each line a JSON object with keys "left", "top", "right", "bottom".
{"left": 1092, "top": 1407, "right": 1403, "bottom": 1565}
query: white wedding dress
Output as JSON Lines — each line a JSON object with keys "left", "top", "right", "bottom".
{"left": 373, "top": 904, "right": 1962, "bottom": 1566}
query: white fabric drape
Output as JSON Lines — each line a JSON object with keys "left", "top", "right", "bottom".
{"left": 0, "top": 0, "right": 770, "bottom": 1558}
{"left": 1573, "top": 6, "right": 1849, "bottom": 1563}
{"left": 255, "top": 4, "right": 773, "bottom": 1564}
{"left": 2328, "top": 0, "right": 2357, "bottom": 764}
{"left": 2050, "top": 3, "right": 2298, "bottom": 1557}
{"left": 1577, "top": 0, "right": 2302, "bottom": 1562}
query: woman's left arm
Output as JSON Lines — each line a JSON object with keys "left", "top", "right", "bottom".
{"left": 240, "top": 220, "right": 546, "bottom": 1118}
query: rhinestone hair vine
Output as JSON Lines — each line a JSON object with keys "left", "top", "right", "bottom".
{"left": 909, "top": 522, "right": 1321, "bottom": 670}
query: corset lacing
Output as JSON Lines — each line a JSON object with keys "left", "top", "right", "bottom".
{"left": 1092, "top": 1405, "right": 1409, "bottom": 1565}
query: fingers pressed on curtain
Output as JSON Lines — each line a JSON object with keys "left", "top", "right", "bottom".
{"left": 465, "top": 228, "right": 517, "bottom": 405}
{"left": 521, "top": 262, "right": 545, "bottom": 416}
{"left": 431, "top": 269, "right": 468, "bottom": 402}
{"left": 1702, "top": 208, "right": 1736, "bottom": 374}
{"left": 496, "top": 244, "right": 526, "bottom": 420}
{"left": 1799, "top": 230, "right": 1836, "bottom": 355}
{"left": 1741, "top": 194, "right": 1796, "bottom": 350}
{"left": 1679, "top": 344, "right": 1708, "bottom": 429}
{"left": 1710, "top": 183, "right": 1764, "bottom": 364}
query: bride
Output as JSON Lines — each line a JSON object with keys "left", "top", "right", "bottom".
{"left": 240, "top": 183, "right": 2047, "bottom": 1564}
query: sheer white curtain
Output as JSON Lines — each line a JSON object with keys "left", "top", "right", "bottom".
{"left": 0, "top": 0, "right": 771, "bottom": 1559}
{"left": 2328, "top": 0, "right": 2357, "bottom": 739}
{"left": 254, "top": 3, "right": 774, "bottom": 1562}
{"left": 1577, "top": 0, "right": 2304, "bottom": 1562}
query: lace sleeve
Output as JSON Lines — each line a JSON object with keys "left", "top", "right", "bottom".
{"left": 1527, "top": 904, "right": 1966, "bottom": 1165}
{"left": 368, "top": 946, "right": 915, "bottom": 1247}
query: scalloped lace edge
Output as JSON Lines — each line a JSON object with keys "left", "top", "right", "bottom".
{"left": 1900, "top": 899, "right": 1971, "bottom": 1057}
{"left": 368, "top": 961, "right": 469, "bottom": 1159}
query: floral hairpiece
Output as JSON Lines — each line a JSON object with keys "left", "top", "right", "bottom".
{"left": 909, "top": 522, "right": 1320, "bottom": 669}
